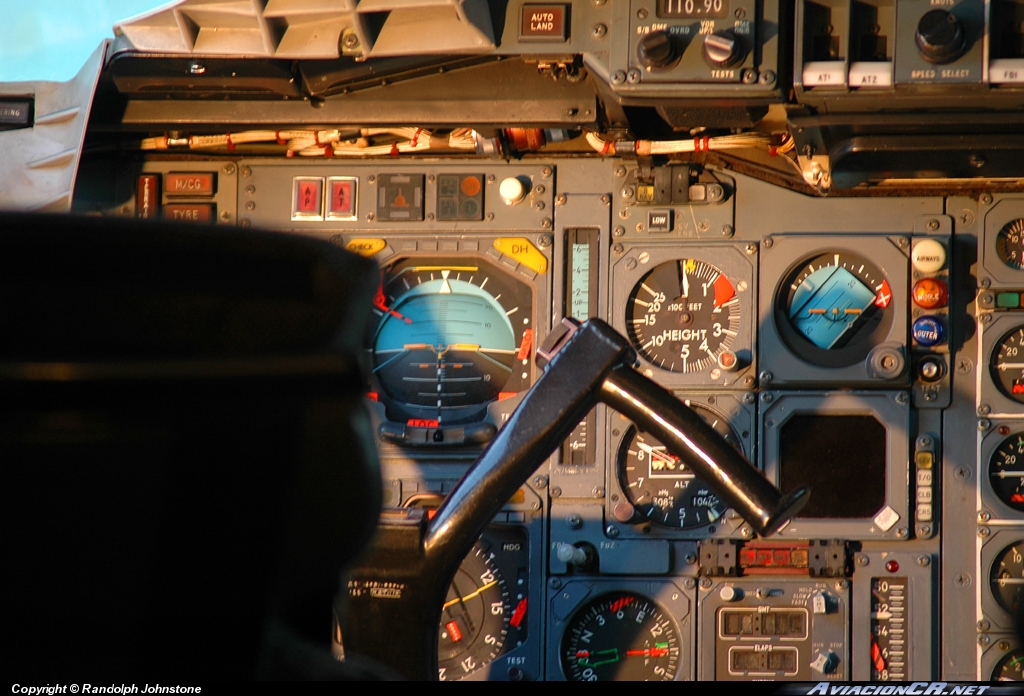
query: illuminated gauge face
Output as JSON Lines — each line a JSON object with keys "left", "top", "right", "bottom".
{"left": 991, "top": 326, "right": 1024, "bottom": 404}
{"left": 561, "top": 593, "right": 680, "bottom": 681}
{"left": 993, "top": 648, "right": 1024, "bottom": 681}
{"left": 991, "top": 542, "right": 1024, "bottom": 616}
{"left": 625, "top": 259, "right": 741, "bottom": 373}
{"left": 371, "top": 257, "right": 533, "bottom": 425}
{"left": 618, "top": 403, "right": 739, "bottom": 529}
{"left": 996, "top": 219, "right": 1024, "bottom": 271}
{"left": 776, "top": 252, "right": 894, "bottom": 367}
{"left": 989, "top": 433, "right": 1024, "bottom": 512}
{"left": 438, "top": 544, "right": 509, "bottom": 680}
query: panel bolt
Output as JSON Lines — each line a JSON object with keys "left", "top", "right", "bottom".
{"left": 542, "top": 167, "right": 552, "bottom": 178}
{"left": 684, "top": 578, "right": 697, "bottom": 589}
{"left": 759, "top": 371, "right": 773, "bottom": 384}
{"left": 601, "top": 194, "right": 612, "bottom": 205}
{"left": 566, "top": 514, "right": 583, "bottom": 530}
{"left": 550, "top": 486, "right": 562, "bottom": 497}
{"left": 978, "top": 526, "right": 991, "bottom": 538}
{"left": 895, "top": 392, "right": 908, "bottom": 405}
{"left": 615, "top": 166, "right": 627, "bottom": 177}
{"left": 954, "top": 573, "right": 971, "bottom": 587}
{"left": 555, "top": 194, "right": 567, "bottom": 206}
{"left": 836, "top": 579, "right": 849, "bottom": 590}
{"left": 917, "top": 555, "right": 930, "bottom": 566}
{"left": 613, "top": 225, "right": 625, "bottom": 237}
{"left": 721, "top": 224, "right": 734, "bottom": 237}
{"left": 740, "top": 525, "right": 753, "bottom": 538}
{"left": 956, "top": 358, "right": 973, "bottom": 374}
{"left": 549, "top": 577, "right": 562, "bottom": 589}
{"left": 979, "top": 511, "right": 991, "bottom": 522}
{"left": 980, "top": 193, "right": 993, "bottom": 205}
{"left": 896, "top": 526, "right": 909, "bottom": 538}
{"left": 979, "top": 635, "right": 991, "bottom": 646}
{"left": 741, "top": 69, "right": 758, "bottom": 84}
{"left": 591, "top": 23, "right": 607, "bottom": 38}
{"left": 613, "top": 243, "right": 624, "bottom": 254}
{"left": 605, "top": 524, "right": 619, "bottom": 538}
{"left": 856, "top": 554, "right": 869, "bottom": 566}
{"left": 532, "top": 475, "right": 548, "bottom": 489}
{"left": 746, "top": 244, "right": 758, "bottom": 255}
{"left": 542, "top": 217, "right": 552, "bottom": 229}
{"left": 763, "top": 236, "right": 774, "bottom": 248}
{"left": 538, "top": 234, "right": 553, "bottom": 248}
{"left": 685, "top": 553, "right": 697, "bottom": 564}
{"left": 343, "top": 33, "right": 360, "bottom": 49}
{"left": 245, "top": 201, "right": 255, "bottom": 211}
{"left": 978, "top": 404, "right": 991, "bottom": 416}
{"left": 593, "top": 486, "right": 605, "bottom": 498}
{"left": 241, "top": 166, "right": 252, "bottom": 178}
{"left": 927, "top": 219, "right": 940, "bottom": 231}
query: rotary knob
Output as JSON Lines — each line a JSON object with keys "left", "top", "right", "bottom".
{"left": 915, "top": 9, "right": 966, "bottom": 64}
{"left": 703, "top": 30, "right": 744, "bottom": 68}
{"left": 637, "top": 30, "right": 680, "bottom": 70}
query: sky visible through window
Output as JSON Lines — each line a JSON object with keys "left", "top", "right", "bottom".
{"left": 0, "top": 0, "right": 170, "bottom": 82}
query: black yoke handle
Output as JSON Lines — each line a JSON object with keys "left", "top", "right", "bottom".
{"left": 341, "top": 319, "right": 809, "bottom": 680}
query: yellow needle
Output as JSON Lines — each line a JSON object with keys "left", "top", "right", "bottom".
{"left": 443, "top": 580, "right": 498, "bottom": 609}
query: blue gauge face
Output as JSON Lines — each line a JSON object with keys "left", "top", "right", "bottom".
{"left": 371, "top": 258, "right": 534, "bottom": 425}
{"left": 788, "top": 265, "right": 877, "bottom": 349}
{"left": 776, "top": 251, "right": 893, "bottom": 367}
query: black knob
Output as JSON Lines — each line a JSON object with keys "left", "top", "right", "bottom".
{"left": 637, "top": 30, "right": 680, "bottom": 70}
{"left": 915, "top": 9, "right": 966, "bottom": 64}
{"left": 703, "top": 30, "right": 744, "bottom": 68}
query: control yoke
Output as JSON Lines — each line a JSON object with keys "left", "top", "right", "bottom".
{"left": 341, "top": 318, "right": 809, "bottom": 680}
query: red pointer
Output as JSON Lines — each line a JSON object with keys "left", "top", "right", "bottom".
{"left": 374, "top": 280, "right": 412, "bottom": 323}
{"left": 626, "top": 647, "right": 670, "bottom": 657}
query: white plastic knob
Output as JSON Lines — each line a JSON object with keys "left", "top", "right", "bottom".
{"left": 499, "top": 177, "right": 527, "bottom": 205}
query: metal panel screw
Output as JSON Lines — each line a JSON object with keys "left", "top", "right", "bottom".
{"left": 611, "top": 70, "right": 627, "bottom": 85}
{"left": 763, "top": 236, "right": 774, "bottom": 248}
{"left": 895, "top": 392, "right": 908, "bottom": 405}
{"left": 980, "top": 193, "right": 993, "bottom": 205}
{"left": 836, "top": 579, "right": 849, "bottom": 590}
{"left": 917, "top": 555, "right": 930, "bottom": 566}
{"left": 699, "top": 578, "right": 713, "bottom": 589}
{"left": 979, "top": 526, "right": 991, "bottom": 537}
{"left": 741, "top": 69, "right": 758, "bottom": 84}
{"left": 241, "top": 166, "right": 252, "bottom": 178}
{"left": 759, "top": 70, "right": 776, "bottom": 85}
{"left": 978, "top": 404, "right": 991, "bottom": 416}
{"left": 742, "top": 390, "right": 755, "bottom": 401}
{"left": 856, "top": 554, "right": 869, "bottom": 566}
{"left": 566, "top": 514, "right": 583, "bottom": 530}
{"left": 740, "top": 525, "right": 753, "bottom": 538}
{"left": 223, "top": 163, "right": 236, "bottom": 175}
{"left": 613, "top": 243, "right": 624, "bottom": 254}
{"left": 541, "top": 167, "right": 552, "bottom": 178}
{"left": 927, "top": 219, "right": 940, "bottom": 231}
{"left": 593, "top": 486, "right": 605, "bottom": 498}
{"left": 245, "top": 202, "right": 255, "bottom": 211}
{"left": 555, "top": 194, "right": 567, "bottom": 206}
{"left": 979, "top": 635, "right": 991, "bottom": 646}
{"left": 532, "top": 475, "right": 548, "bottom": 489}
{"left": 745, "top": 244, "right": 757, "bottom": 255}
{"left": 550, "top": 486, "right": 562, "bottom": 497}
{"left": 190, "top": 63, "right": 206, "bottom": 75}
{"left": 549, "top": 577, "right": 562, "bottom": 589}
{"left": 721, "top": 224, "right": 734, "bottom": 237}
{"left": 343, "top": 33, "right": 360, "bottom": 48}
{"left": 613, "top": 225, "right": 625, "bottom": 237}
{"left": 245, "top": 185, "right": 255, "bottom": 195}
{"left": 615, "top": 166, "right": 627, "bottom": 177}
{"left": 684, "top": 578, "right": 696, "bottom": 589}
{"left": 979, "top": 511, "right": 991, "bottom": 522}
{"left": 591, "top": 23, "right": 607, "bottom": 38}
{"left": 605, "top": 524, "right": 619, "bottom": 538}
{"left": 759, "top": 371, "right": 773, "bottom": 384}
{"left": 538, "top": 234, "right": 553, "bottom": 248}
{"left": 542, "top": 218, "right": 552, "bottom": 229}
{"left": 685, "top": 553, "right": 697, "bottom": 564}
{"left": 601, "top": 194, "right": 612, "bottom": 205}
{"left": 761, "top": 392, "right": 773, "bottom": 404}
{"left": 956, "top": 358, "right": 973, "bottom": 374}
{"left": 896, "top": 526, "right": 909, "bottom": 538}
{"left": 954, "top": 573, "right": 971, "bottom": 587}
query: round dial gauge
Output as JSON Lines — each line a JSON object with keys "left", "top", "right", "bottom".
{"left": 625, "top": 258, "right": 741, "bottom": 374}
{"left": 996, "top": 219, "right": 1024, "bottom": 271}
{"left": 989, "top": 432, "right": 1024, "bottom": 512}
{"left": 561, "top": 593, "right": 680, "bottom": 681}
{"left": 991, "top": 541, "right": 1024, "bottom": 616}
{"left": 991, "top": 325, "right": 1024, "bottom": 404}
{"left": 618, "top": 402, "right": 739, "bottom": 529}
{"left": 776, "top": 252, "right": 894, "bottom": 367}
{"left": 371, "top": 257, "right": 533, "bottom": 425}
{"left": 993, "top": 648, "right": 1024, "bottom": 681}
{"left": 438, "top": 543, "right": 510, "bottom": 680}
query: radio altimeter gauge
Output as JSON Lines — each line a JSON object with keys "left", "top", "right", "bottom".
{"left": 776, "top": 252, "right": 895, "bottom": 368}
{"left": 996, "top": 219, "right": 1024, "bottom": 271}
{"left": 626, "top": 258, "right": 741, "bottom": 374}
{"left": 371, "top": 257, "right": 534, "bottom": 426}
{"left": 618, "top": 403, "right": 740, "bottom": 529}
{"left": 991, "top": 326, "right": 1024, "bottom": 405}
{"left": 993, "top": 648, "right": 1024, "bottom": 681}
{"left": 989, "top": 432, "right": 1024, "bottom": 512}
{"left": 561, "top": 593, "right": 681, "bottom": 681}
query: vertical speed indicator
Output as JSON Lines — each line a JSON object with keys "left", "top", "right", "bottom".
{"left": 625, "top": 258, "right": 741, "bottom": 374}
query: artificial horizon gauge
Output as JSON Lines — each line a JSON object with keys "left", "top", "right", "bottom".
{"left": 625, "top": 258, "right": 741, "bottom": 374}
{"left": 989, "top": 432, "right": 1024, "bottom": 512}
{"left": 617, "top": 402, "right": 741, "bottom": 529}
{"left": 996, "top": 218, "right": 1024, "bottom": 271}
{"left": 370, "top": 256, "right": 534, "bottom": 426}
{"left": 560, "top": 593, "right": 681, "bottom": 681}
{"left": 990, "top": 325, "right": 1024, "bottom": 404}
{"left": 990, "top": 541, "right": 1024, "bottom": 616}
{"left": 775, "top": 251, "right": 894, "bottom": 367}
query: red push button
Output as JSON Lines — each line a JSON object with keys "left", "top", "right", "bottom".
{"left": 327, "top": 177, "right": 356, "bottom": 219}
{"left": 164, "top": 204, "right": 214, "bottom": 223}
{"left": 292, "top": 177, "right": 324, "bottom": 219}
{"left": 165, "top": 172, "right": 215, "bottom": 197}
{"left": 913, "top": 278, "right": 948, "bottom": 309}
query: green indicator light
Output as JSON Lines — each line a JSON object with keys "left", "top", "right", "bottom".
{"left": 995, "top": 292, "right": 1021, "bottom": 308}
